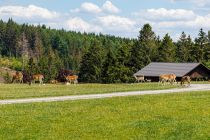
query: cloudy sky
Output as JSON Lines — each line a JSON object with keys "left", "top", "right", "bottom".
{"left": 0, "top": 0, "right": 210, "bottom": 40}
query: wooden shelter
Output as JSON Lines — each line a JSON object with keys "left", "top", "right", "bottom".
{"left": 134, "top": 62, "right": 210, "bottom": 81}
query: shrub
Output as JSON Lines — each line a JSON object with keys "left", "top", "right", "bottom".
{"left": 57, "top": 69, "right": 74, "bottom": 82}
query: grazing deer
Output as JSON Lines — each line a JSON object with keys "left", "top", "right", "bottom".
{"left": 32, "top": 74, "right": 44, "bottom": 85}
{"left": 134, "top": 75, "right": 145, "bottom": 83}
{"left": 12, "top": 71, "right": 23, "bottom": 83}
{"left": 181, "top": 76, "right": 191, "bottom": 87}
{"left": 64, "top": 75, "right": 78, "bottom": 84}
{"left": 159, "top": 74, "right": 176, "bottom": 85}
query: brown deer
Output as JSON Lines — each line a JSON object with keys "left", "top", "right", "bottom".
{"left": 159, "top": 74, "right": 176, "bottom": 85}
{"left": 134, "top": 75, "right": 145, "bottom": 83}
{"left": 32, "top": 74, "right": 44, "bottom": 85}
{"left": 12, "top": 71, "right": 23, "bottom": 83}
{"left": 181, "top": 76, "right": 191, "bottom": 87}
{"left": 64, "top": 75, "right": 78, "bottom": 84}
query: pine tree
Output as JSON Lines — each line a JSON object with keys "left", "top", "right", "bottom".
{"left": 177, "top": 32, "right": 192, "bottom": 62}
{"left": 101, "top": 48, "right": 117, "bottom": 83}
{"left": 129, "top": 24, "right": 156, "bottom": 74}
{"left": 186, "top": 35, "right": 195, "bottom": 62}
{"left": 79, "top": 39, "right": 103, "bottom": 83}
{"left": 194, "top": 29, "right": 208, "bottom": 62}
{"left": 4, "top": 18, "right": 19, "bottom": 57}
{"left": 138, "top": 24, "right": 157, "bottom": 61}
{"left": 129, "top": 41, "right": 150, "bottom": 73}
{"left": 158, "top": 34, "right": 176, "bottom": 62}
{"left": 113, "top": 42, "right": 132, "bottom": 83}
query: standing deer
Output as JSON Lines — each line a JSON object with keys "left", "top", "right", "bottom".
{"left": 134, "top": 75, "right": 145, "bottom": 83}
{"left": 181, "top": 76, "right": 191, "bottom": 87}
{"left": 64, "top": 75, "right": 78, "bottom": 84}
{"left": 159, "top": 74, "right": 176, "bottom": 85}
{"left": 32, "top": 74, "right": 44, "bottom": 85}
{"left": 12, "top": 71, "right": 23, "bottom": 83}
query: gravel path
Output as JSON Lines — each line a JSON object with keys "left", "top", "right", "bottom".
{"left": 0, "top": 84, "right": 210, "bottom": 105}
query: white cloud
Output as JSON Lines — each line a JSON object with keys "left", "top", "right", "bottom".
{"left": 133, "top": 7, "right": 210, "bottom": 40}
{"left": 71, "top": 2, "right": 102, "bottom": 14}
{"left": 66, "top": 17, "right": 102, "bottom": 33}
{"left": 171, "top": 0, "right": 210, "bottom": 7}
{"left": 102, "top": 1, "right": 120, "bottom": 13}
{"left": 150, "top": 15, "right": 210, "bottom": 29}
{"left": 0, "top": 5, "right": 58, "bottom": 19}
{"left": 98, "top": 15, "right": 136, "bottom": 31}
{"left": 71, "top": 1, "right": 120, "bottom": 14}
{"left": 133, "top": 8, "right": 196, "bottom": 21}
{"left": 80, "top": 2, "right": 102, "bottom": 14}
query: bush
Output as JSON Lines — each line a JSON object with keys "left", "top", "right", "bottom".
{"left": 57, "top": 69, "right": 74, "bottom": 82}
{"left": 0, "top": 57, "right": 22, "bottom": 71}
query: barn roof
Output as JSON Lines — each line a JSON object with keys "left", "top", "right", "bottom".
{"left": 134, "top": 62, "right": 201, "bottom": 77}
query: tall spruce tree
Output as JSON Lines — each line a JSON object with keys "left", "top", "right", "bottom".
{"left": 138, "top": 24, "right": 157, "bottom": 61}
{"left": 113, "top": 42, "right": 132, "bottom": 83}
{"left": 4, "top": 18, "right": 19, "bottom": 57}
{"left": 158, "top": 34, "right": 176, "bottom": 62}
{"left": 129, "top": 41, "right": 150, "bottom": 73}
{"left": 195, "top": 28, "right": 208, "bottom": 62}
{"left": 101, "top": 48, "right": 117, "bottom": 83}
{"left": 79, "top": 39, "right": 103, "bottom": 83}
{"left": 129, "top": 24, "right": 155, "bottom": 73}
{"left": 185, "top": 35, "right": 195, "bottom": 62}
{"left": 177, "top": 32, "right": 192, "bottom": 62}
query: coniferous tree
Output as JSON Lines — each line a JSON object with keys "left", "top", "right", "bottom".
{"left": 186, "top": 35, "right": 195, "bottom": 62}
{"left": 177, "top": 32, "right": 192, "bottom": 62}
{"left": 113, "top": 42, "right": 132, "bottom": 83}
{"left": 129, "top": 24, "right": 155, "bottom": 73}
{"left": 129, "top": 41, "right": 150, "bottom": 73}
{"left": 101, "top": 48, "right": 117, "bottom": 83}
{"left": 138, "top": 24, "right": 157, "bottom": 61}
{"left": 4, "top": 18, "right": 19, "bottom": 57}
{"left": 158, "top": 34, "right": 176, "bottom": 62}
{"left": 79, "top": 39, "right": 103, "bottom": 83}
{"left": 194, "top": 28, "right": 208, "bottom": 62}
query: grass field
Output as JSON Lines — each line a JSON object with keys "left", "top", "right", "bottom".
{"left": 0, "top": 83, "right": 176, "bottom": 99}
{"left": 0, "top": 90, "right": 210, "bottom": 139}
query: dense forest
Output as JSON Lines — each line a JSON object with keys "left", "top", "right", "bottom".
{"left": 0, "top": 18, "right": 210, "bottom": 83}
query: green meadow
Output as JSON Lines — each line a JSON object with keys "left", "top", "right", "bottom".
{"left": 0, "top": 83, "right": 176, "bottom": 99}
{"left": 0, "top": 90, "right": 210, "bottom": 139}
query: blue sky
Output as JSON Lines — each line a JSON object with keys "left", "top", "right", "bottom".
{"left": 0, "top": 0, "right": 210, "bottom": 40}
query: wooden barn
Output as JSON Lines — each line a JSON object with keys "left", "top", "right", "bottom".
{"left": 134, "top": 62, "right": 210, "bottom": 82}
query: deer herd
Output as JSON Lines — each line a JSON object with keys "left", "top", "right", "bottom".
{"left": 11, "top": 71, "right": 79, "bottom": 85}
{"left": 135, "top": 74, "right": 191, "bottom": 87}
{"left": 11, "top": 71, "right": 190, "bottom": 87}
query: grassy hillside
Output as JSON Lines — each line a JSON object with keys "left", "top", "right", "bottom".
{"left": 0, "top": 91, "right": 210, "bottom": 139}
{"left": 0, "top": 83, "right": 176, "bottom": 99}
